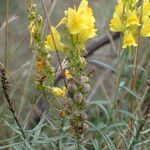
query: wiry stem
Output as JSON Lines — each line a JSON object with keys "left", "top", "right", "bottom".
{"left": 117, "top": 81, "right": 150, "bottom": 148}
{"left": 5, "top": 0, "right": 9, "bottom": 68}
{"left": 40, "top": 0, "right": 67, "bottom": 88}
{"left": 0, "top": 69, "right": 26, "bottom": 138}
{"left": 130, "top": 0, "right": 144, "bottom": 134}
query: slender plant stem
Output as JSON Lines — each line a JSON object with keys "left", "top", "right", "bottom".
{"left": 112, "top": 49, "right": 128, "bottom": 111}
{"left": 0, "top": 69, "right": 26, "bottom": 139}
{"left": 117, "top": 82, "right": 149, "bottom": 148}
{"left": 40, "top": 0, "right": 67, "bottom": 88}
{"left": 112, "top": 49, "right": 128, "bottom": 148}
{"left": 130, "top": 0, "right": 144, "bottom": 135}
{"left": 0, "top": 62, "right": 42, "bottom": 119}
{"left": 5, "top": 0, "right": 9, "bottom": 69}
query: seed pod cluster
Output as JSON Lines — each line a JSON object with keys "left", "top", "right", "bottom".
{"left": 62, "top": 74, "right": 91, "bottom": 140}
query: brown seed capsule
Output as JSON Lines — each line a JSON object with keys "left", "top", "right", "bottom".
{"left": 82, "top": 123, "right": 89, "bottom": 132}
{"left": 73, "top": 92, "right": 83, "bottom": 103}
{"left": 147, "top": 80, "right": 150, "bottom": 87}
{"left": 67, "top": 82, "right": 77, "bottom": 94}
{"left": 83, "top": 83, "right": 91, "bottom": 92}
{"left": 80, "top": 112, "right": 88, "bottom": 120}
{"left": 80, "top": 75, "right": 89, "bottom": 83}
{"left": 64, "top": 98, "right": 73, "bottom": 106}
{"left": 81, "top": 99, "right": 88, "bottom": 109}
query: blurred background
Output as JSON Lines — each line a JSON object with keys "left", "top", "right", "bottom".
{"left": 0, "top": 0, "right": 149, "bottom": 144}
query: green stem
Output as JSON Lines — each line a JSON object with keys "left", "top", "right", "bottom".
{"left": 112, "top": 49, "right": 128, "bottom": 112}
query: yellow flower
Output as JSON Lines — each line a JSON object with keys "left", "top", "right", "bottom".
{"left": 78, "top": 23, "right": 97, "bottom": 42}
{"left": 51, "top": 87, "right": 66, "bottom": 97}
{"left": 64, "top": 69, "right": 72, "bottom": 79}
{"left": 114, "top": 0, "right": 124, "bottom": 16}
{"left": 45, "top": 26, "right": 65, "bottom": 51}
{"left": 143, "top": 0, "right": 150, "bottom": 18}
{"left": 67, "top": 7, "right": 85, "bottom": 34}
{"left": 123, "top": 32, "right": 137, "bottom": 48}
{"left": 141, "top": 18, "right": 150, "bottom": 37}
{"left": 110, "top": 17, "right": 124, "bottom": 32}
{"left": 65, "top": 0, "right": 96, "bottom": 41}
{"left": 110, "top": 0, "right": 125, "bottom": 32}
{"left": 126, "top": 11, "right": 140, "bottom": 27}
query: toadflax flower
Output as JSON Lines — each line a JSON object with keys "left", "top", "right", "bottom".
{"left": 125, "top": 11, "right": 140, "bottom": 27}
{"left": 110, "top": 0, "right": 142, "bottom": 49}
{"left": 110, "top": 17, "right": 123, "bottom": 32}
{"left": 45, "top": 26, "right": 65, "bottom": 51}
{"left": 65, "top": 0, "right": 97, "bottom": 42}
{"left": 64, "top": 69, "right": 72, "bottom": 79}
{"left": 51, "top": 87, "right": 66, "bottom": 97}
{"left": 123, "top": 32, "right": 137, "bottom": 48}
{"left": 143, "top": 0, "right": 150, "bottom": 21}
{"left": 109, "top": 0, "right": 124, "bottom": 32}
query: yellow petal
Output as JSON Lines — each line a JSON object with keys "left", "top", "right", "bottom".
{"left": 110, "top": 17, "right": 123, "bottom": 32}
{"left": 51, "top": 87, "right": 66, "bottom": 97}
{"left": 78, "top": 24, "right": 97, "bottom": 42}
{"left": 67, "top": 8, "right": 83, "bottom": 34}
{"left": 123, "top": 32, "right": 137, "bottom": 48}
{"left": 78, "top": 0, "right": 88, "bottom": 12}
{"left": 143, "top": 1, "right": 150, "bottom": 17}
{"left": 64, "top": 69, "right": 72, "bottom": 79}
{"left": 141, "top": 18, "right": 150, "bottom": 37}
{"left": 126, "top": 11, "right": 140, "bottom": 27}
{"left": 45, "top": 26, "right": 65, "bottom": 51}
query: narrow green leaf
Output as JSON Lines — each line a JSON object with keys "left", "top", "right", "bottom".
{"left": 116, "top": 110, "right": 137, "bottom": 120}
{"left": 88, "top": 60, "right": 116, "bottom": 73}
{"left": 121, "top": 86, "right": 142, "bottom": 100}
{"left": 0, "top": 142, "right": 23, "bottom": 149}
{"left": 92, "top": 139, "right": 99, "bottom": 150}
{"left": 89, "top": 100, "right": 110, "bottom": 119}
{"left": 101, "top": 131, "right": 116, "bottom": 150}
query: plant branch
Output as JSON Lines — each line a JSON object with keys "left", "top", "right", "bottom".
{"left": 40, "top": 0, "right": 67, "bottom": 88}
{"left": 0, "top": 69, "right": 26, "bottom": 139}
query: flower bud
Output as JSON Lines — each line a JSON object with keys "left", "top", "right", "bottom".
{"left": 83, "top": 83, "right": 91, "bottom": 92}
{"left": 73, "top": 92, "right": 83, "bottom": 103}
{"left": 81, "top": 99, "right": 88, "bottom": 109}
{"left": 80, "top": 112, "right": 88, "bottom": 120}
{"left": 67, "top": 82, "right": 77, "bottom": 94}
{"left": 82, "top": 123, "right": 89, "bottom": 132}
{"left": 80, "top": 75, "right": 89, "bottom": 83}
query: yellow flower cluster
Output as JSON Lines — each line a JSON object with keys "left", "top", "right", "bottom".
{"left": 51, "top": 87, "right": 66, "bottom": 97}
{"left": 65, "top": 0, "right": 97, "bottom": 42}
{"left": 45, "top": 0, "right": 97, "bottom": 51}
{"left": 110, "top": 0, "right": 150, "bottom": 49}
{"left": 64, "top": 69, "right": 72, "bottom": 79}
